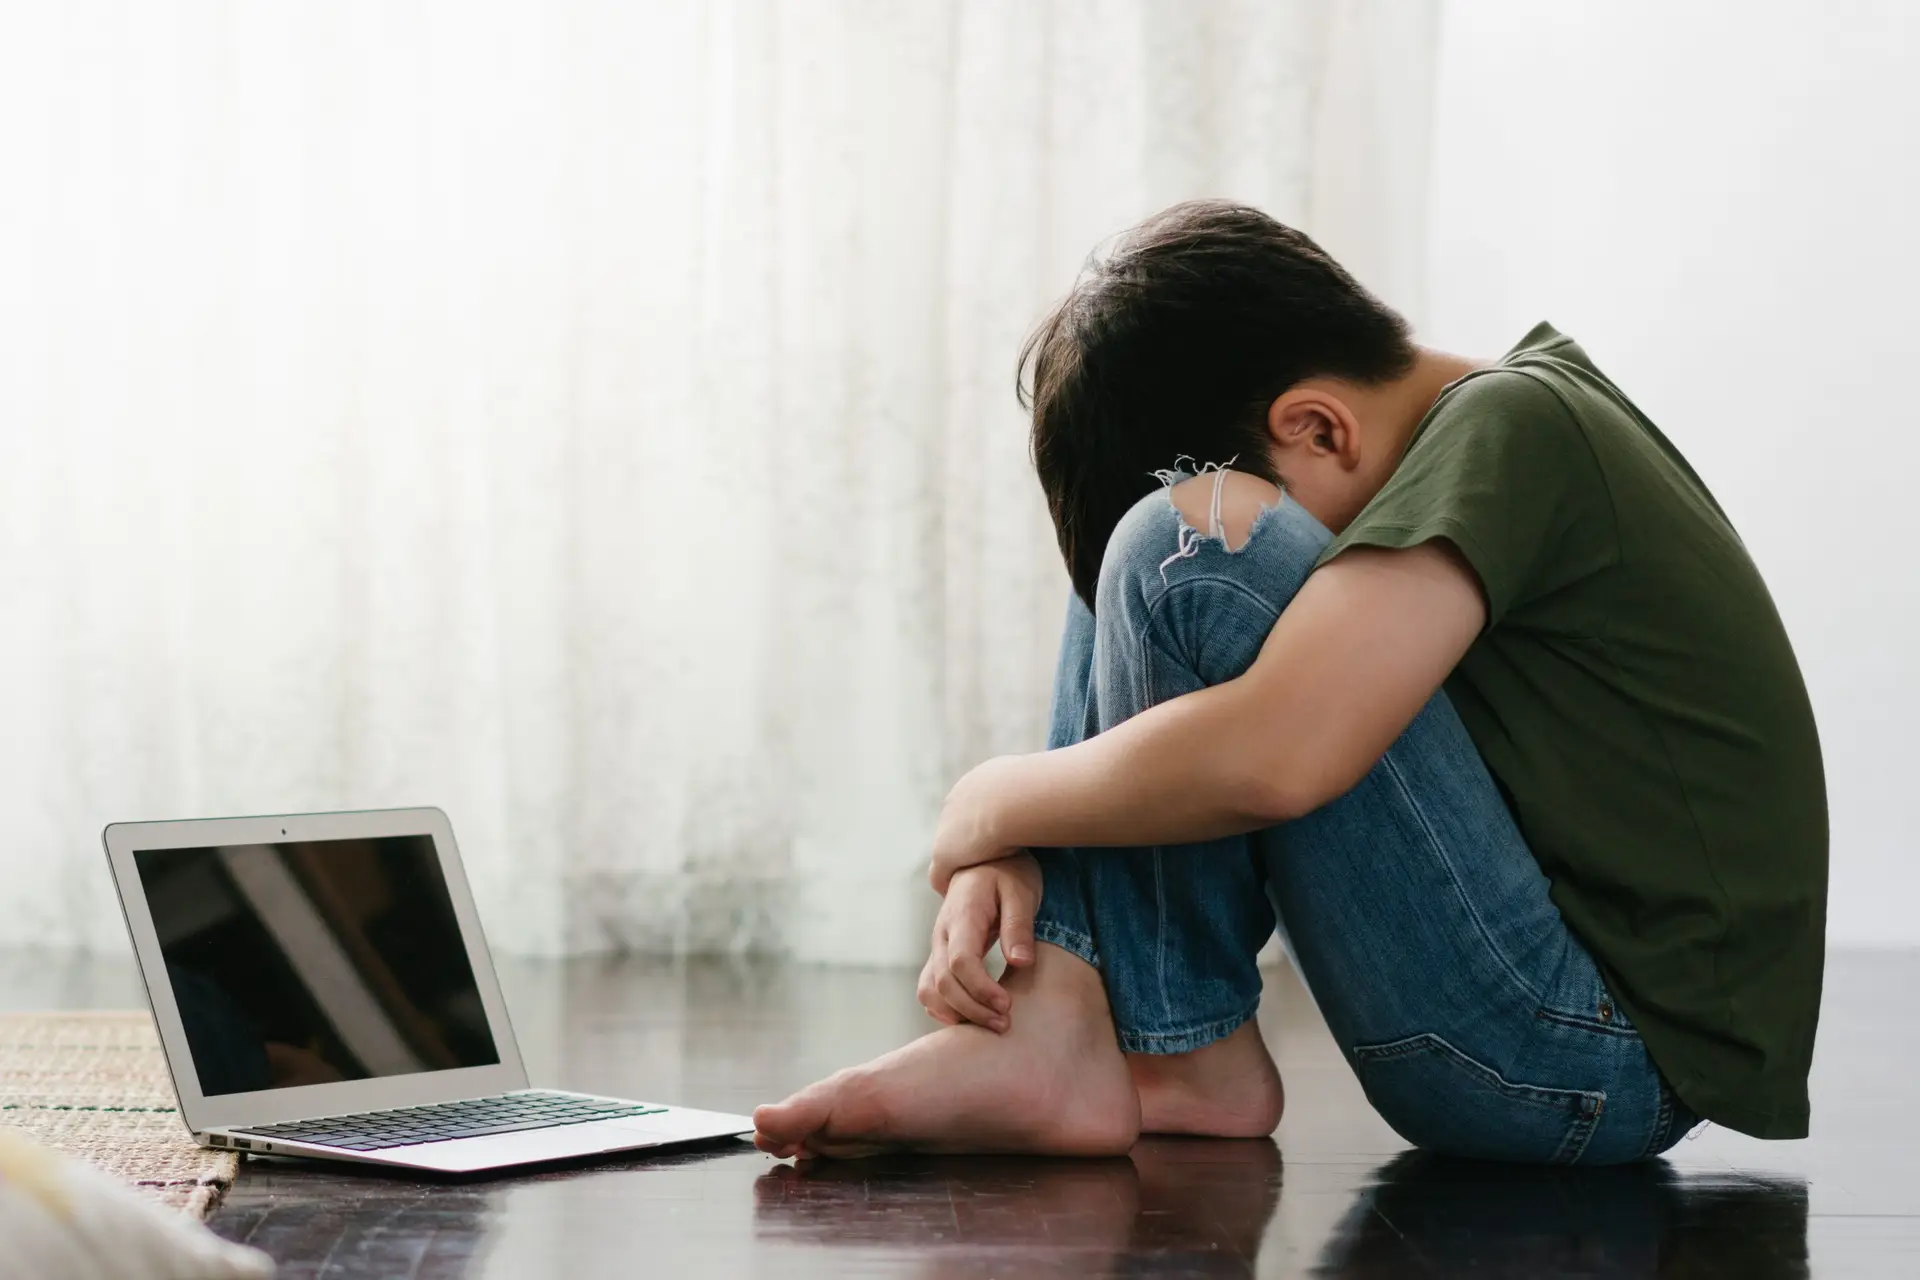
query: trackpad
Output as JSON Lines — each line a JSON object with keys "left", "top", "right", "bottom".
{"left": 429, "top": 1121, "right": 657, "bottom": 1168}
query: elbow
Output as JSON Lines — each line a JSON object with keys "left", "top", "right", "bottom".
{"left": 1237, "top": 771, "right": 1312, "bottom": 827}
{"left": 1237, "top": 759, "right": 1360, "bottom": 827}
{"left": 1222, "top": 718, "right": 1377, "bottom": 826}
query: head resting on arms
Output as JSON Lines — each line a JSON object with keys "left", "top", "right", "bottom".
{"left": 1022, "top": 199, "right": 1478, "bottom": 607}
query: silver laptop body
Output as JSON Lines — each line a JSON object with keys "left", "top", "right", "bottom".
{"left": 104, "top": 807, "right": 752, "bottom": 1173}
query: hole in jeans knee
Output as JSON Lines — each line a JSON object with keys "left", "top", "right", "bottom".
{"left": 1164, "top": 467, "right": 1283, "bottom": 553}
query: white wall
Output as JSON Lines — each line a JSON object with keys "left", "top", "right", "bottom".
{"left": 1423, "top": 1, "right": 1920, "bottom": 944}
{"left": 0, "top": 1, "right": 1437, "bottom": 959}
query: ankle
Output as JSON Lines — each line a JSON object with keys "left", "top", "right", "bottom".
{"left": 1016, "top": 946, "right": 1143, "bottom": 1153}
{"left": 1128, "top": 1025, "right": 1285, "bottom": 1138}
{"left": 1134, "top": 1069, "right": 1284, "bottom": 1138}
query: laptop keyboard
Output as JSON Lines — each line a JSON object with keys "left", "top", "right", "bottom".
{"left": 234, "top": 1090, "right": 668, "bottom": 1151}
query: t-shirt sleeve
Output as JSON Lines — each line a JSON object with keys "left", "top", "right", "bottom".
{"left": 1315, "top": 370, "right": 1615, "bottom": 626}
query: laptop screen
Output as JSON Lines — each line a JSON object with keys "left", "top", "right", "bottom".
{"left": 133, "top": 836, "right": 501, "bottom": 1096}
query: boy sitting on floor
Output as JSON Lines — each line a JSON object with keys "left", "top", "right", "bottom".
{"left": 755, "top": 201, "right": 1826, "bottom": 1164}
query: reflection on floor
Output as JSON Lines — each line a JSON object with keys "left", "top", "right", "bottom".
{"left": 3, "top": 947, "right": 1913, "bottom": 1278}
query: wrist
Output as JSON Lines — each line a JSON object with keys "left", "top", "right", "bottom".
{"left": 966, "top": 754, "right": 1030, "bottom": 850}
{"left": 929, "top": 755, "right": 1031, "bottom": 894}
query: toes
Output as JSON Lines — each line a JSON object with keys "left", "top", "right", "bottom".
{"left": 752, "top": 1130, "right": 800, "bottom": 1158}
{"left": 754, "top": 1083, "right": 840, "bottom": 1155}
{"left": 753, "top": 1065, "right": 898, "bottom": 1161}
{"left": 752, "top": 1101, "right": 809, "bottom": 1148}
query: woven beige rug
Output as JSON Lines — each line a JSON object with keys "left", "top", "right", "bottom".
{"left": 0, "top": 1010, "right": 238, "bottom": 1218}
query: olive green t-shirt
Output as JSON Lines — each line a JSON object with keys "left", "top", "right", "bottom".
{"left": 1319, "top": 323, "right": 1827, "bottom": 1139}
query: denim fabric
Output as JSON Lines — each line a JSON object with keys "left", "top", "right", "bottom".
{"left": 1031, "top": 486, "right": 1699, "bottom": 1165}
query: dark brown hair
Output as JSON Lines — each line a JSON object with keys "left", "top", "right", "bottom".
{"left": 1020, "top": 201, "right": 1415, "bottom": 607}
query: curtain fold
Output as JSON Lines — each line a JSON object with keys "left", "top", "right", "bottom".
{"left": 0, "top": 0, "right": 1436, "bottom": 961}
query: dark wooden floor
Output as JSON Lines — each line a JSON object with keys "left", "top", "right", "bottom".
{"left": 6, "top": 947, "right": 1916, "bottom": 1278}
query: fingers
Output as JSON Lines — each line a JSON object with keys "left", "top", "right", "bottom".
{"left": 998, "top": 852, "right": 1044, "bottom": 969}
{"left": 918, "top": 981, "right": 959, "bottom": 1024}
{"left": 919, "top": 968, "right": 960, "bottom": 1024}
{"left": 934, "top": 960, "right": 1005, "bottom": 1032}
{"left": 944, "top": 950, "right": 1008, "bottom": 1028}
{"left": 937, "top": 910, "right": 1008, "bottom": 1031}
{"left": 998, "top": 894, "right": 1036, "bottom": 969}
{"left": 919, "top": 862, "right": 1035, "bottom": 1033}
{"left": 917, "top": 934, "right": 961, "bottom": 1025}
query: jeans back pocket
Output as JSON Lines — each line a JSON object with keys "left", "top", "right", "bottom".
{"left": 1352, "top": 1033, "right": 1604, "bottom": 1164}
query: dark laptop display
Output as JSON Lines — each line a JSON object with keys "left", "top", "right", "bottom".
{"left": 133, "top": 836, "right": 500, "bottom": 1096}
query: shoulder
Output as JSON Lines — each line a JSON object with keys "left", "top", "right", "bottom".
{"left": 1406, "top": 365, "right": 1602, "bottom": 482}
{"left": 1428, "top": 364, "right": 1581, "bottom": 437}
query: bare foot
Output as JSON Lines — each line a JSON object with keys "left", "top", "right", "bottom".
{"left": 1128, "top": 1020, "right": 1285, "bottom": 1138}
{"left": 753, "top": 944, "right": 1141, "bottom": 1159}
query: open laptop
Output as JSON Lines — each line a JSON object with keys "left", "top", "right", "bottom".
{"left": 103, "top": 807, "right": 753, "bottom": 1173}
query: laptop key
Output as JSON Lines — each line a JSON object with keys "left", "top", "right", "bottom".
{"left": 440, "top": 1119, "right": 562, "bottom": 1139}
{"left": 233, "top": 1092, "right": 673, "bottom": 1152}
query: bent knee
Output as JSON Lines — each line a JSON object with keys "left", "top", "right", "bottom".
{"left": 1095, "top": 468, "right": 1317, "bottom": 623}
{"left": 1167, "top": 470, "right": 1282, "bottom": 552}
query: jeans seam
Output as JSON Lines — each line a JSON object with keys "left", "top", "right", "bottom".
{"left": 1117, "top": 1004, "right": 1259, "bottom": 1056}
{"left": 1354, "top": 1032, "right": 1605, "bottom": 1164}
{"left": 1137, "top": 569, "right": 1280, "bottom": 1038}
{"left": 1352, "top": 1034, "right": 1594, "bottom": 1112}
{"left": 1555, "top": 1098, "right": 1604, "bottom": 1165}
{"left": 1031, "top": 920, "right": 1098, "bottom": 969}
{"left": 1153, "top": 850, "right": 1171, "bottom": 1023}
{"left": 1378, "top": 751, "right": 1545, "bottom": 1009}
{"left": 1135, "top": 586, "right": 1190, "bottom": 1036}
{"left": 1642, "top": 1078, "right": 1677, "bottom": 1159}
{"left": 1142, "top": 573, "right": 1282, "bottom": 642}
{"left": 1534, "top": 1007, "right": 1642, "bottom": 1040}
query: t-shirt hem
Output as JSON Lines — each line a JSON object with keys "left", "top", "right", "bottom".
{"left": 1319, "top": 518, "right": 1478, "bottom": 564}
{"left": 1318, "top": 517, "right": 1507, "bottom": 623}
{"left": 1672, "top": 1078, "right": 1809, "bottom": 1140}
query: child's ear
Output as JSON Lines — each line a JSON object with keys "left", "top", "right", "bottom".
{"left": 1271, "top": 393, "right": 1361, "bottom": 466}
{"left": 1313, "top": 396, "right": 1367, "bottom": 469}
{"left": 1309, "top": 407, "right": 1339, "bottom": 454}
{"left": 1266, "top": 393, "right": 1323, "bottom": 454}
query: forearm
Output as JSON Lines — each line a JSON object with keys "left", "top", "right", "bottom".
{"left": 968, "top": 677, "right": 1303, "bottom": 854}
{"left": 930, "top": 545, "right": 1483, "bottom": 890}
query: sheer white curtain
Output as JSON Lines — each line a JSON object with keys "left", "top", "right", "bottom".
{"left": 0, "top": 1, "right": 1436, "bottom": 962}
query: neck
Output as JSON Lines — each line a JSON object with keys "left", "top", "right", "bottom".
{"left": 1375, "top": 347, "right": 1487, "bottom": 457}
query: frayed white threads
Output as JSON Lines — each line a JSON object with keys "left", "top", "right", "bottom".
{"left": 1156, "top": 456, "right": 1238, "bottom": 585}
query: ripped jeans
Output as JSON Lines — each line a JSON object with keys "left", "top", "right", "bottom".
{"left": 1030, "top": 485, "right": 1698, "bottom": 1165}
